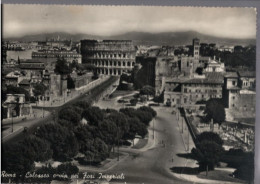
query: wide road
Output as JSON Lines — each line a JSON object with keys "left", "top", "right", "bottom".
{"left": 2, "top": 77, "right": 118, "bottom": 145}
{"left": 95, "top": 98, "right": 195, "bottom": 184}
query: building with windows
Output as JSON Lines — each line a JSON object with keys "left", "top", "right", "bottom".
{"left": 81, "top": 40, "right": 136, "bottom": 75}
{"left": 42, "top": 71, "right": 67, "bottom": 103}
{"left": 32, "top": 50, "right": 81, "bottom": 64}
{"left": 205, "top": 56, "right": 225, "bottom": 73}
{"left": 164, "top": 72, "right": 224, "bottom": 107}
{"left": 223, "top": 71, "right": 256, "bottom": 112}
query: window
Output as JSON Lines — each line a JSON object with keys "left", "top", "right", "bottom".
{"left": 232, "top": 96, "right": 235, "bottom": 100}
{"left": 232, "top": 81, "right": 236, "bottom": 86}
{"left": 184, "top": 88, "right": 187, "bottom": 93}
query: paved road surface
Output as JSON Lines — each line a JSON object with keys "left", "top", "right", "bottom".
{"left": 102, "top": 107, "right": 194, "bottom": 184}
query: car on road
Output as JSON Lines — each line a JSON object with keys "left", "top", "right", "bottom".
{"left": 149, "top": 103, "right": 160, "bottom": 107}
{"left": 117, "top": 99, "right": 128, "bottom": 103}
{"left": 23, "top": 127, "right": 28, "bottom": 133}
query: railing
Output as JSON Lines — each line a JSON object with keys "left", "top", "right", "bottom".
{"left": 180, "top": 107, "right": 199, "bottom": 146}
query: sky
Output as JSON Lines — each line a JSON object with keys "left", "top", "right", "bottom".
{"left": 2, "top": 4, "right": 257, "bottom": 39}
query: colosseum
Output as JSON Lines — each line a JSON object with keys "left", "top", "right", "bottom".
{"left": 81, "top": 40, "right": 136, "bottom": 75}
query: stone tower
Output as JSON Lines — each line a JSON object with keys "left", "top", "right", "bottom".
{"left": 192, "top": 38, "right": 200, "bottom": 60}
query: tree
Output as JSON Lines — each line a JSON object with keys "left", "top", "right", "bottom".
{"left": 107, "top": 111, "right": 129, "bottom": 138}
{"left": 197, "top": 132, "right": 224, "bottom": 146}
{"left": 153, "top": 92, "right": 164, "bottom": 104}
{"left": 36, "top": 123, "right": 79, "bottom": 161}
{"left": 125, "top": 117, "right": 148, "bottom": 139}
{"left": 67, "top": 75, "right": 75, "bottom": 89}
{"left": 54, "top": 58, "right": 72, "bottom": 75}
{"left": 56, "top": 163, "right": 79, "bottom": 177}
{"left": 138, "top": 106, "right": 157, "bottom": 117}
{"left": 92, "top": 138, "right": 110, "bottom": 162}
{"left": 134, "top": 110, "right": 153, "bottom": 126}
{"left": 33, "top": 83, "right": 48, "bottom": 97}
{"left": 2, "top": 143, "right": 35, "bottom": 181}
{"left": 130, "top": 98, "right": 138, "bottom": 106}
{"left": 2, "top": 85, "right": 30, "bottom": 102}
{"left": 119, "top": 107, "right": 153, "bottom": 126}
{"left": 140, "top": 85, "right": 155, "bottom": 98}
{"left": 58, "top": 107, "right": 82, "bottom": 127}
{"left": 81, "top": 106, "right": 105, "bottom": 126}
{"left": 204, "top": 99, "right": 225, "bottom": 126}
{"left": 98, "top": 119, "right": 117, "bottom": 145}
{"left": 21, "top": 135, "right": 53, "bottom": 162}
{"left": 192, "top": 140, "right": 224, "bottom": 175}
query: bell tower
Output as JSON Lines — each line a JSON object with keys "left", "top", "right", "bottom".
{"left": 192, "top": 38, "right": 200, "bottom": 60}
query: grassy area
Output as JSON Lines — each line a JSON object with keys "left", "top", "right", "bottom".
{"left": 197, "top": 169, "right": 245, "bottom": 183}
{"left": 132, "top": 138, "right": 148, "bottom": 149}
{"left": 109, "top": 152, "right": 124, "bottom": 159}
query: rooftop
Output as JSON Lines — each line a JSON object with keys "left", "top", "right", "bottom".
{"left": 184, "top": 72, "right": 224, "bottom": 84}
{"left": 238, "top": 71, "right": 256, "bottom": 78}
{"left": 19, "top": 79, "right": 30, "bottom": 85}
{"left": 166, "top": 72, "right": 224, "bottom": 85}
{"left": 20, "top": 59, "right": 44, "bottom": 63}
{"left": 20, "top": 63, "right": 45, "bottom": 70}
{"left": 224, "top": 72, "right": 238, "bottom": 78}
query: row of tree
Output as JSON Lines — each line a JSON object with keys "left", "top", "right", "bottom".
{"left": 2, "top": 100, "right": 157, "bottom": 182}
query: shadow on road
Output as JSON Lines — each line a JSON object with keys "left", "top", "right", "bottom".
{"left": 170, "top": 166, "right": 199, "bottom": 175}
{"left": 176, "top": 153, "right": 195, "bottom": 160}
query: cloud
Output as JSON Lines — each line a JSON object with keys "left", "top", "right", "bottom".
{"left": 2, "top": 5, "right": 256, "bottom": 39}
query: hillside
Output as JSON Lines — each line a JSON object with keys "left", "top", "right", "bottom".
{"left": 3, "top": 31, "right": 255, "bottom": 46}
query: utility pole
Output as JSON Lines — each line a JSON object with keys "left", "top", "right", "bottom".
{"left": 182, "top": 116, "right": 184, "bottom": 133}
{"left": 187, "top": 128, "right": 189, "bottom": 152}
{"left": 153, "top": 118, "right": 155, "bottom": 139}
{"left": 42, "top": 96, "right": 45, "bottom": 118}
{"left": 117, "top": 126, "right": 119, "bottom": 161}
{"left": 177, "top": 108, "right": 179, "bottom": 121}
{"left": 11, "top": 110, "right": 14, "bottom": 133}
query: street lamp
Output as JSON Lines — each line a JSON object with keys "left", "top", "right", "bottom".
{"left": 117, "top": 125, "right": 120, "bottom": 161}
{"left": 11, "top": 110, "right": 16, "bottom": 133}
{"left": 187, "top": 127, "right": 190, "bottom": 152}
{"left": 152, "top": 117, "right": 155, "bottom": 139}
{"left": 181, "top": 114, "right": 184, "bottom": 134}
{"left": 42, "top": 96, "right": 45, "bottom": 118}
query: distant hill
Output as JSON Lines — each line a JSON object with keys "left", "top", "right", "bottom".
{"left": 4, "top": 31, "right": 255, "bottom": 46}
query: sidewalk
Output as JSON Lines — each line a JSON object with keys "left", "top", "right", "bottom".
{"left": 2, "top": 126, "right": 24, "bottom": 140}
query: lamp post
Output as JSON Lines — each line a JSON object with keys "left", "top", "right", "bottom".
{"left": 187, "top": 127, "right": 190, "bottom": 152}
{"left": 153, "top": 118, "right": 155, "bottom": 139}
{"left": 42, "top": 96, "right": 45, "bottom": 118}
{"left": 11, "top": 110, "right": 14, "bottom": 133}
{"left": 117, "top": 125, "right": 120, "bottom": 161}
{"left": 182, "top": 115, "right": 184, "bottom": 134}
